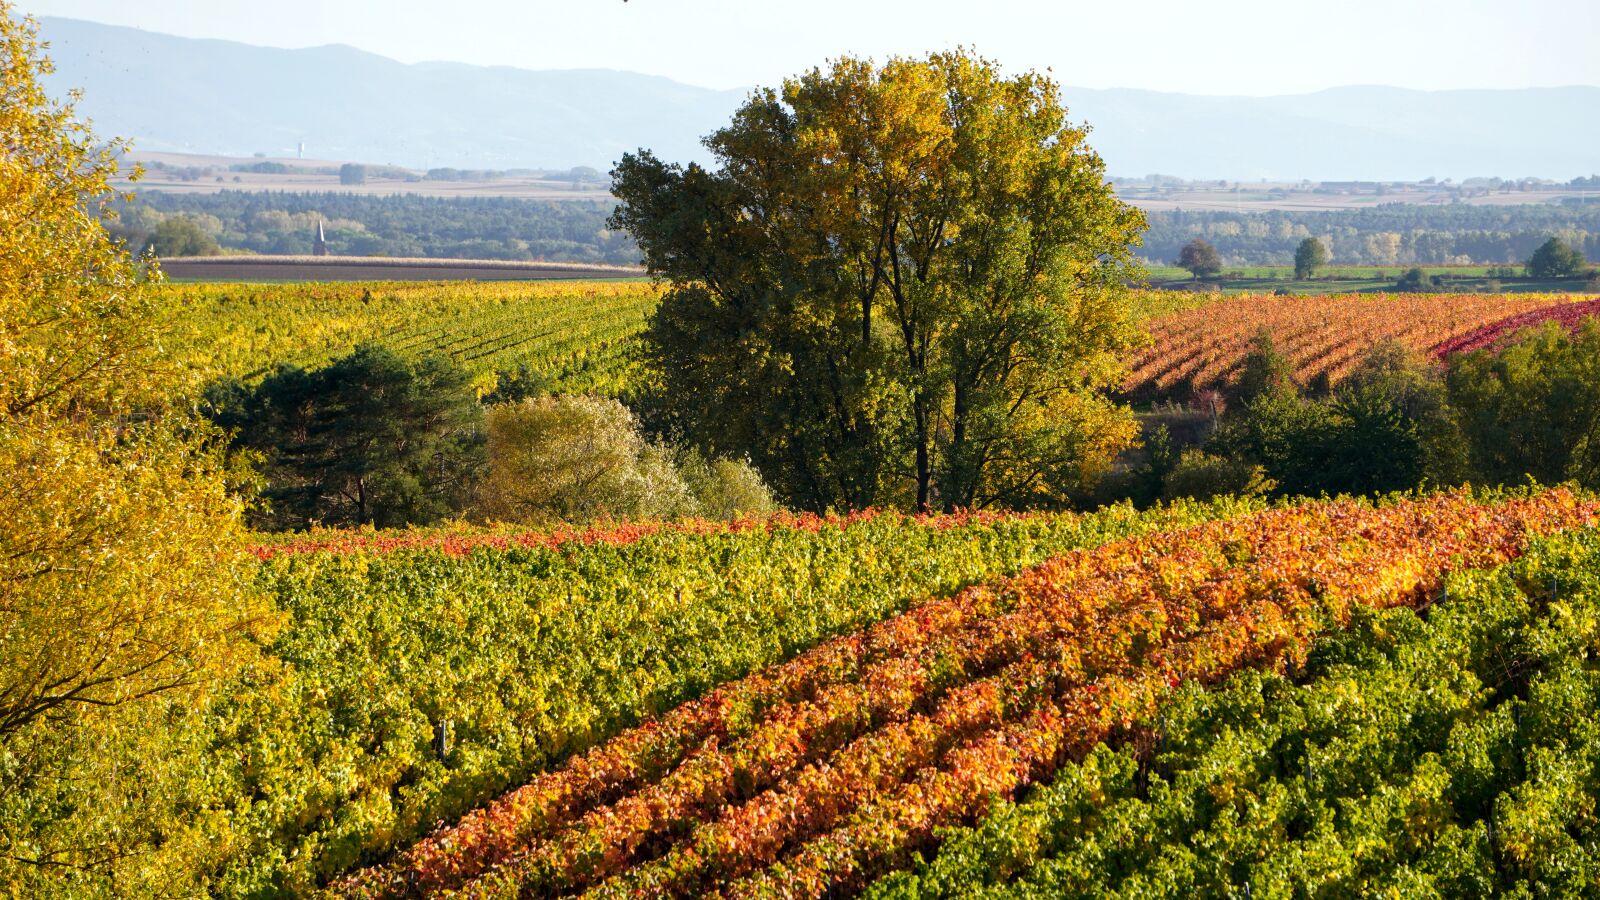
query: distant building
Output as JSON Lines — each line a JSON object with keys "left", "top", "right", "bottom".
{"left": 312, "top": 220, "right": 329, "bottom": 257}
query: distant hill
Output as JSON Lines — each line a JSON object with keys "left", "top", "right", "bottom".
{"left": 35, "top": 16, "right": 1600, "bottom": 181}
{"left": 36, "top": 16, "right": 745, "bottom": 171}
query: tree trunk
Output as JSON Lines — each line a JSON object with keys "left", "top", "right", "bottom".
{"left": 947, "top": 380, "right": 968, "bottom": 513}
{"left": 914, "top": 393, "right": 931, "bottom": 513}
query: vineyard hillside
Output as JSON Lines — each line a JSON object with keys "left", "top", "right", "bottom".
{"left": 868, "top": 524, "right": 1600, "bottom": 897}
{"left": 158, "top": 284, "right": 1600, "bottom": 409}
{"left": 1126, "top": 292, "right": 1593, "bottom": 401}
{"left": 327, "top": 490, "right": 1595, "bottom": 899}
{"left": 105, "top": 500, "right": 1261, "bottom": 894}
{"left": 158, "top": 280, "right": 660, "bottom": 397}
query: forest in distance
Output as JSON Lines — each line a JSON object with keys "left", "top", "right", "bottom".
{"left": 117, "top": 184, "right": 1600, "bottom": 270}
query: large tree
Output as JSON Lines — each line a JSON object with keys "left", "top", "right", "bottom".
{"left": 0, "top": 5, "right": 264, "bottom": 736}
{"left": 1526, "top": 236, "right": 1586, "bottom": 278}
{"left": 1177, "top": 238, "right": 1222, "bottom": 279}
{"left": 612, "top": 51, "right": 1146, "bottom": 512}
{"left": 1293, "top": 237, "right": 1329, "bottom": 279}
{"left": 1, "top": 5, "right": 268, "bottom": 883}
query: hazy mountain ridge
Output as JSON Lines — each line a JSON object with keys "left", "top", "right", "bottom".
{"left": 36, "top": 16, "right": 1600, "bottom": 181}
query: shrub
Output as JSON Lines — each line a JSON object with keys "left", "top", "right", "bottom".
{"left": 1211, "top": 342, "right": 1459, "bottom": 497}
{"left": 478, "top": 395, "right": 687, "bottom": 524}
{"left": 676, "top": 449, "right": 779, "bottom": 520}
{"left": 1159, "top": 449, "right": 1274, "bottom": 501}
{"left": 1446, "top": 319, "right": 1600, "bottom": 489}
{"left": 477, "top": 396, "right": 778, "bottom": 524}
{"left": 1396, "top": 267, "right": 1427, "bottom": 290}
{"left": 1231, "top": 329, "right": 1297, "bottom": 404}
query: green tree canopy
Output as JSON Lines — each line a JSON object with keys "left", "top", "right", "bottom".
{"left": 207, "top": 346, "right": 486, "bottom": 528}
{"left": 1293, "top": 237, "right": 1329, "bottom": 279}
{"left": 1198, "top": 341, "right": 1463, "bottom": 500}
{"left": 1526, "top": 236, "right": 1586, "bottom": 278}
{"left": 612, "top": 50, "right": 1146, "bottom": 512}
{"left": 147, "top": 215, "right": 220, "bottom": 257}
{"left": 1177, "top": 238, "right": 1222, "bottom": 279}
{"left": 1446, "top": 319, "right": 1600, "bottom": 489}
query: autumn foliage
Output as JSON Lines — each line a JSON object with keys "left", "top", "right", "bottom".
{"left": 1126, "top": 292, "right": 1589, "bottom": 400}
{"left": 1430, "top": 296, "right": 1600, "bottom": 358}
{"left": 0, "top": 5, "right": 268, "bottom": 890}
{"left": 338, "top": 490, "right": 1596, "bottom": 899}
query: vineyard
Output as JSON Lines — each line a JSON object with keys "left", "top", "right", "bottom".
{"left": 157, "top": 280, "right": 660, "bottom": 396}
{"left": 1430, "top": 296, "right": 1600, "bottom": 358}
{"left": 16, "top": 10, "right": 1600, "bottom": 898}
{"left": 316, "top": 489, "right": 1596, "bottom": 899}
{"left": 1125, "top": 292, "right": 1592, "bottom": 400}
{"left": 867, "top": 526, "right": 1600, "bottom": 897}
{"left": 158, "top": 282, "right": 1218, "bottom": 402}
{"left": 181, "top": 499, "right": 1258, "bottom": 894}
{"left": 156, "top": 282, "right": 1600, "bottom": 409}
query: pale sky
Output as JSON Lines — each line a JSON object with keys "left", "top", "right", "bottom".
{"left": 18, "top": 0, "right": 1600, "bottom": 95}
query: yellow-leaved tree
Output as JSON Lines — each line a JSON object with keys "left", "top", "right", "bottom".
{"left": 612, "top": 50, "right": 1146, "bottom": 513}
{"left": 0, "top": 4, "right": 270, "bottom": 889}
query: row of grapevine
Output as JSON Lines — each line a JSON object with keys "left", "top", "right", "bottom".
{"left": 340, "top": 489, "right": 1597, "bottom": 898}
{"left": 156, "top": 280, "right": 661, "bottom": 397}
{"left": 249, "top": 509, "right": 1034, "bottom": 559}
{"left": 1430, "top": 296, "right": 1600, "bottom": 358}
{"left": 183, "top": 500, "right": 1248, "bottom": 894}
{"left": 868, "top": 525, "right": 1600, "bottom": 898}
{"left": 1125, "top": 292, "right": 1587, "bottom": 400}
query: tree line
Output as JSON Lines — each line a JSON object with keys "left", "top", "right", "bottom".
{"left": 119, "top": 180, "right": 1600, "bottom": 272}
{"left": 1145, "top": 203, "right": 1600, "bottom": 267}
{"left": 113, "top": 192, "right": 637, "bottom": 263}
{"left": 1176, "top": 235, "right": 1592, "bottom": 282}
